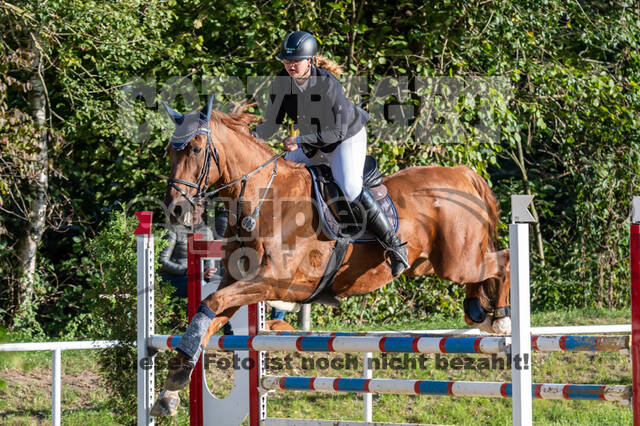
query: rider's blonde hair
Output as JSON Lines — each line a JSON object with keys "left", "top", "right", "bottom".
{"left": 314, "top": 54, "right": 343, "bottom": 78}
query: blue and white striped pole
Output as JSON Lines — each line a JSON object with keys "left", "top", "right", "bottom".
{"left": 261, "top": 376, "right": 631, "bottom": 403}
{"left": 149, "top": 333, "right": 629, "bottom": 354}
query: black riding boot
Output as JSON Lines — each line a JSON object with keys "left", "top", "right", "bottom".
{"left": 354, "top": 188, "right": 410, "bottom": 276}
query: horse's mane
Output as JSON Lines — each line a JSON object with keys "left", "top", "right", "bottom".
{"left": 210, "top": 101, "right": 277, "bottom": 158}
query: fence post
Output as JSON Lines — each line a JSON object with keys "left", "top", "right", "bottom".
{"left": 299, "top": 304, "right": 311, "bottom": 331}
{"left": 363, "top": 352, "right": 373, "bottom": 422}
{"left": 52, "top": 348, "right": 61, "bottom": 426}
{"left": 135, "top": 212, "right": 154, "bottom": 426}
{"left": 630, "top": 196, "right": 640, "bottom": 425}
{"left": 510, "top": 195, "right": 535, "bottom": 426}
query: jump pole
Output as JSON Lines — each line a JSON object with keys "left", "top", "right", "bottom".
{"left": 149, "top": 334, "right": 628, "bottom": 354}
{"left": 631, "top": 196, "right": 640, "bottom": 425}
{"left": 186, "top": 234, "right": 218, "bottom": 426}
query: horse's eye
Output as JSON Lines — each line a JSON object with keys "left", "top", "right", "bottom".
{"left": 193, "top": 146, "right": 202, "bottom": 155}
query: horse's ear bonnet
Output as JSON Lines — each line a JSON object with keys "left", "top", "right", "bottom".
{"left": 162, "top": 94, "right": 215, "bottom": 151}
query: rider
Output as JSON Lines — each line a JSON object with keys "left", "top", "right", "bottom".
{"left": 159, "top": 203, "right": 217, "bottom": 298}
{"left": 252, "top": 31, "right": 409, "bottom": 276}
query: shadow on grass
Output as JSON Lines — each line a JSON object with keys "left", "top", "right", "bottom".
{"left": 0, "top": 405, "right": 107, "bottom": 420}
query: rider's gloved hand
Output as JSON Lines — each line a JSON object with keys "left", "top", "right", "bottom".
{"left": 282, "top": 135, "right": 299, "bottom": 152}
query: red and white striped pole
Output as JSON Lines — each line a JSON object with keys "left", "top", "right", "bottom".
{"left": 248, "top": 304, "right": 260, "bottom": 426}
{"left": 248, "top": 299, "right": 266, "bottom": 425}
{"left": 631, "top": 196, "right": 640, "bottom": 425}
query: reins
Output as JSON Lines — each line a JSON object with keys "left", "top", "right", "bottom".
{"left": 204, "top": 151, "right": 285, "bottom": 233}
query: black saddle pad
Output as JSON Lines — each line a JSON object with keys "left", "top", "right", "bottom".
{"left": 307, "top": 161, "right": 399, "bottom": 243}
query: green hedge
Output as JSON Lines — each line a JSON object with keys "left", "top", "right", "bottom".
{"left": 1, "top": 0, "right": 639, "bottom": 336}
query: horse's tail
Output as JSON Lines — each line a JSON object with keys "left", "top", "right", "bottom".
{"left": 466, "top": 168, "right": 500, "bottom": 248}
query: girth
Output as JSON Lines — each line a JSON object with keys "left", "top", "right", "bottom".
{"left": 300, "top": 237, "right": 350, "bottom": 305}
{"left": 301, "top": 155, "right": 398, "bottom": 304}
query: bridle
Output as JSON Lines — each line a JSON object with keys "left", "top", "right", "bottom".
{"left": 167, "top": 127, "right": 221, "bottom": 209}
{"left": 167, "top": 122, "right": 285, "bottom": 233}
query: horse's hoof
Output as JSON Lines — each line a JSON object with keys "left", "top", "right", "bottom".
{"left": 492, "top": 316, "right": 511, "bottom": 335}
{"left": 150, "top": 389, "right": 180, "bottom": 417}
{"left": 472, "top": 317, "right": 495, "bottom": 334}
{"left": 165, "top": 356, "right": 195, "bottom": 391}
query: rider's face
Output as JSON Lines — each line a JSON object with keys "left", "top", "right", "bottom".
{"left": 283, "top": 59, "right": 311, "bottom": 80}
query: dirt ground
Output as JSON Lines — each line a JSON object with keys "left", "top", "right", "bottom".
{"left": 1, "top": 364, "right": 104, "bottom": 423}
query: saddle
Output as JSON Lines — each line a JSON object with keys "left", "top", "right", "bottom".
{"left": 307, "top": 155, "right": 399, "bottom": 243}
{"left": 302, "top": 156, "right": 400, "bottom": 306}
{"left": 301, "top": 156, "right": 400, "bottom": 306}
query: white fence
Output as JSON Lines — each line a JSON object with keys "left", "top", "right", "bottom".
{"left": 0, "top": 340, "right": 120, "bottom": 426}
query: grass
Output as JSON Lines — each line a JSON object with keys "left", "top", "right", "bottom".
{"left": 0, "top": 349, "right": 114, "bottom": 425}
{"left": 260, "top": 350, "right": 630, "bottom": 425}
{"left": 0, "top": 307, "right": 633, "bottom": 425}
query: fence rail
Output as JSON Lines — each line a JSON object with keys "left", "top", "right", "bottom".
{"left": 0, "top": 340, "right": 121, "bottom": 426}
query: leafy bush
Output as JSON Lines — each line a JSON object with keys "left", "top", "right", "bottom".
{"left": 2, "top": 0, "right": 639, "bottom": 336}
{"left": 80, "top": 209, "right": 186, "bottom": 422}
{"left": 310, "top": 275, "right": 466, "bottom": 328}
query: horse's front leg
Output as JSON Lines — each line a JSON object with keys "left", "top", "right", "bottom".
{"left": 150, "top": 280, "right": 275, "bottom": 417}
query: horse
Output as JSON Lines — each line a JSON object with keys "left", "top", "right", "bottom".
{"left": 151, "top": 95, "right": 511, "bottom": 416}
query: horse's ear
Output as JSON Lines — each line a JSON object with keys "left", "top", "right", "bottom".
{"left": 161, "top": 101, "right": 185, "bottom": 125}
{"left": 200, "top": 94, "right": 215, "bottom": 122}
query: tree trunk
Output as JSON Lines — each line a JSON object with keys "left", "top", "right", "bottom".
{"left": 12, "top": 32, "right": 49, "bottom": 328}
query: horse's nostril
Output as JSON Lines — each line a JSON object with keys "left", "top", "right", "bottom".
{"left": 173, "top": 205, "right": 182, "bottom": 218}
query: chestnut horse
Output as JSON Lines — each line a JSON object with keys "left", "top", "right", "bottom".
{"left": 151, "top": 96, "right": 510, "bottom": 416}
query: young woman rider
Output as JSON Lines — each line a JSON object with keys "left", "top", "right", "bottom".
{"left": 252, "top": 30, "right": 409, "bottom": 276}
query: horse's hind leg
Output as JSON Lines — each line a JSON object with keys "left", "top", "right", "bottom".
{"left": 485, "top": 248, "right": 511, "bottom": 334}
{"left": 464, "top": 278, "right": 511, "bottom": 334}
{"left": 490, "top": 255, "right": 511, "bottom": 334}
{"left": 462, "top": 248, "right": 511, "bottom": 335}
{"left": 477, "top": 248, "right": 510, "bottom": 283}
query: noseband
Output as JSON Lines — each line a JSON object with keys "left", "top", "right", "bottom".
{"left": 167, "top": 128, "right": 221, "bottom": 208}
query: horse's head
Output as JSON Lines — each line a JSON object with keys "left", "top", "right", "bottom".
{"left": 162, "top": 94, "right": 222, "bottom": 223}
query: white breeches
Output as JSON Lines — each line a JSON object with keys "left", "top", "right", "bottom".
{"left": 285, "top": 126, "right": 367, "bottom": 202}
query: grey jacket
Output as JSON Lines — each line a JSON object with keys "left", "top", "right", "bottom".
{"left": 158, "top": 223, "right": 214, "bottom": 276}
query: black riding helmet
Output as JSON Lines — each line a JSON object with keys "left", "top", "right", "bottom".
{"left": 277, "top": 31, "right": 318, "bottom": 60}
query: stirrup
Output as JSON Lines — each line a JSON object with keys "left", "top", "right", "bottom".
{"left": 378, "top": 239, "right": 410, "bottom": 269}
{"left": 384, "top": 245, "right": 410, "bottom": 268}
